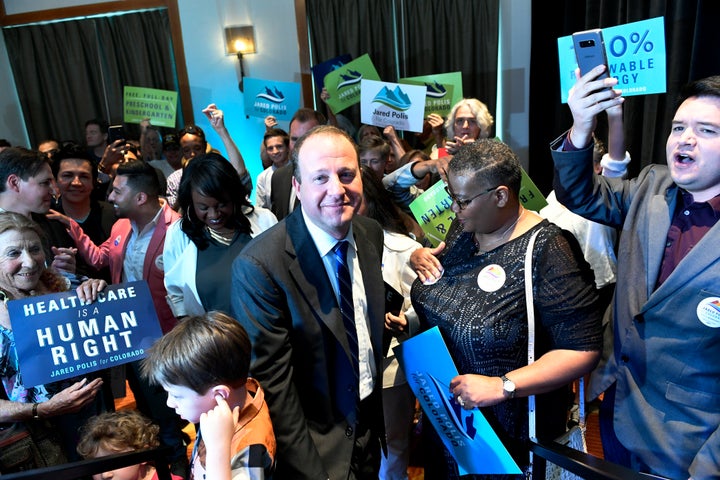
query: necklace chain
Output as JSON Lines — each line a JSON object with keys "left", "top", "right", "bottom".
{"left": 205, "top": 226, "right": 236, "bottom": 246}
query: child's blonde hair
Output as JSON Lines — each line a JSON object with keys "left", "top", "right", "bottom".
{"left": 77, "top": 410, "right": 160, "bottom": 458}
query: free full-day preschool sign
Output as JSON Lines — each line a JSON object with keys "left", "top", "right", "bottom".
{"left": 123, "top": 86, "right": 179, "bottom": 127}
{"left": 557, "top": 16, "right": 666, "bottom": 102}
{"left": 8, "top": 281, "right": 163, "bottom": 387}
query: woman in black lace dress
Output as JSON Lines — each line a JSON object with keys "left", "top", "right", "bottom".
{"left": 411, "top": 139, "right": 603, "bottom": 479}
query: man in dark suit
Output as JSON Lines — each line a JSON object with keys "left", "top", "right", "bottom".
{"left": 269, "top": 108, "right": 325, "bottom": 220}
{"left": 232, "top": 125, "right": 386, "bottom": 479}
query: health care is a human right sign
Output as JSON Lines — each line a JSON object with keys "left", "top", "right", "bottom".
{"left": 9, "top": 281, "right": 163, "bottom": 387}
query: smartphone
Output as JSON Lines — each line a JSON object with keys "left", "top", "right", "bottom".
{"left": 384, "top": 282, "right": 405, "bottom": 316}
{"left": 572, "top": 29, "right": 609, "bottom": 80}
{"left": 108, "top": 125, "right": 125, "bottom": 143}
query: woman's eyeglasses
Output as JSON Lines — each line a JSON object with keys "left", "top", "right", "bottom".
{"left": 444, "top": 185, "right": 497, "bottom": 210}
{"left": 453, "top": 117, "right": 479, "bottom": 128}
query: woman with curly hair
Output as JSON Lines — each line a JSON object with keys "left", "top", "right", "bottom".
{"left": 163, "top": 153, "right": 276, "bottom": 318}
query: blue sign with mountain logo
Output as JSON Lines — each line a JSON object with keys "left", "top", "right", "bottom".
{"left": 394, "top": 327, "right": 521, "bottom": 475}
{"left": 311, "top": 53, "right": 352, "bottom": 90}
{"left": 243, "top": 77, "right": 301, "bottom": 121}
{"left": 361, "top": 79, "right": 427, "bottom": 133}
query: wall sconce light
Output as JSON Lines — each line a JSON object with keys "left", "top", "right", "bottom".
{"left": 225, "top": 25, "right": 256, "bottom": 92}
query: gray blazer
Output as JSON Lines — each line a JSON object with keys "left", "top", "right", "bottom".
{"left": 231, "top": 209, "right": 386, "bottom": 479}
{"left": 552, "top": 141, "right": 720, "bottom": 480}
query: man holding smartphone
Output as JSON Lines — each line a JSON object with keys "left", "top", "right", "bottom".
{"left": 552, "top": 69, "right": 720, "bottom": 480}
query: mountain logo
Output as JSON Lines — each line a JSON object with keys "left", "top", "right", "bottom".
{"left": 372, "top": 85, "right": 412, "bottom": 111}
{"left": 425, "top": 81, "right": 448, "bottom": 98}
{"left": 427, "top": 373, "right": 478, "bottom": 441}
{"left": 256, "top": 86, "right": 286, "bottom": 104}
{"left": 337, "top": 70, "right": 363, "bottom": 90}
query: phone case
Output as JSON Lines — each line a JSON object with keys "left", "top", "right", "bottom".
{"left": 108, "top": 125, "right": 125, "bottom": 142}
{"left": 384, "top": 281, "right": 405, "bottom": 316}
{"left": 572, "top": 29, "right": 609, "bottom": 79}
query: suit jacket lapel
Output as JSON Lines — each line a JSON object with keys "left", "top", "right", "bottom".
{"left": 113, "top": 221, "right": 132, "bottom": 284}
{"left": 645, "top": 191, "right": 674, "bottom": 298}
{"left": 642, "top": 187, "right": 720, "bottom": 311}
{"left": 352, "top": 218, "right": 384, "bottom": 359}
{"left": 143, "top": 204, "right": 167, "bottom": 278}
{"left": 285, "top": 211, "right": 352, "bottom": 355}
{"left": 643, "top": 218, "right": 720, "bottom": 312}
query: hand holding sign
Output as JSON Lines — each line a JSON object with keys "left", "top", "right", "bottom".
{"left": 37, "top": 377, "right": 104, "bottom": 418}
{"left": 76, "top": 278, "right": 108, "bottom": 304}
{"left": 558, "top": 16, "right": 666, "bottom": 102}
{"left": 9, "top": 281, "right": 164, "bottom": 387}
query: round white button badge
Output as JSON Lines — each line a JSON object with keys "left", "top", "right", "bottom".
{"left": 477, "top": 264, "right": 506, "bottom": 292}
{"left": 696, "top": 297, "right": 720, "bottom": 328}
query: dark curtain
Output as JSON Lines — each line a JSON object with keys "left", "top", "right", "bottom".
{"left": 307, "top": 0, "right": 397, "bottom": 81}
{"left": 306, "top": 0, "right": 498, "bottom": 133}
{"left": 3, "top": 9, "right": 180, "bottom": 147}
{"left": 399, "top": 0, "right": 499, "bottom": 136}
{"left": 529, "top": 0, "right": 720, "bottom": 194}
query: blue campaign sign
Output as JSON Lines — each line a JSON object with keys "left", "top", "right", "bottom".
{"left": 242, "top": 77, "right": 301, "bottom": 122}
{"left": 311, "top": 54, "right": 352, "bottom": 90}
{"left": 394, "top": 327, "right": 521, "bottom": 475}
{"left": 8, "top": 281, "right": 163, "bottom": 387}
{"left": 558, "top": 16, "right": 666, "bottom": 102}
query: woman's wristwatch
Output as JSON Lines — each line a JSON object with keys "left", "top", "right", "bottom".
{"left": 501, "top": 375, "right": 516, "bottom": 399}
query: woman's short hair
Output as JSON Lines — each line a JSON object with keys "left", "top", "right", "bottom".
{"left": 140, "top": 311, "right": 252, "bottom": 393}
{"left": 176, "top": 152, "right": 253, "bottom": 250}
{"left": 77, "top": 410, "right": 160, "bottom": 458}
{"left": 449, "top": 139, "right": 522, "bottom": 195}
{"left": 445, "top": 98, "right": 494, "bottom": 140}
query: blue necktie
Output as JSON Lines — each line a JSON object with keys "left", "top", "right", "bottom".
{"left": 333, "top": 240, "right": 359, "bottom": 381}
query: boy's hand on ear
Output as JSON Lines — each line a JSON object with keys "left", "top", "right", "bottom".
{"left": 200, "top": 395, "right": 236, "bottom": 451}
{"left": 200, "top": 394, "right": 239, "bottom": 480}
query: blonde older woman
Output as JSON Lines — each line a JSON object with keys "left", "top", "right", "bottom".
{"left": 0, "top": 212, "right": 108, "bottom": 466}
{"left": 427, "top": 98, "right": 495, "bottom": 155}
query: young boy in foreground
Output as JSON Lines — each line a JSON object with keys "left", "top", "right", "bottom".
{"left": 77, "top": 409, "right": 184, "bottom": 480}
{"left": 141, "top": 311, "right": 275, "bottom": 480}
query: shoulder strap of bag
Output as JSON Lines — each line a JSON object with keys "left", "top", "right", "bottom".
{"left": 525, "top": 229, "right": 540, "bottom": 443}
{"left": 525, "top": 227, "right": 587, "bottom": 479}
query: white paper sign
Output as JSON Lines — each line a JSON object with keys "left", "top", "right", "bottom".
{"left": 360, "top": 79, "right": 427, "bottom": 133}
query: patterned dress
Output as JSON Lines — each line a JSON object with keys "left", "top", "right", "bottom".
{"left": 411, "top": 219, "right": 602, "bottom": 479}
